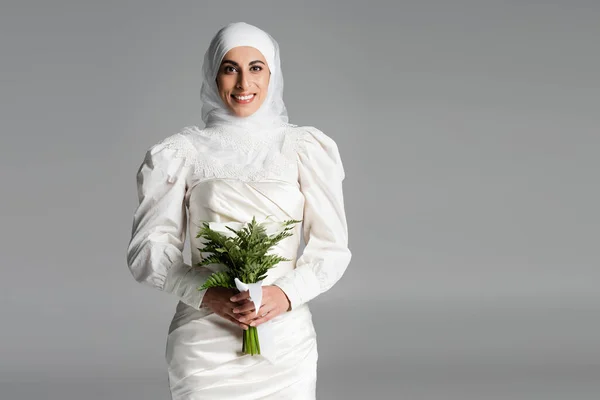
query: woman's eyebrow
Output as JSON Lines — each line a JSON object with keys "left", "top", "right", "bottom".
{"left": 221, "top": 60, "right": 266, "bottom": 66}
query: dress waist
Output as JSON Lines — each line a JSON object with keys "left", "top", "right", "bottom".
{"left": 168, "top": 298, "right": 311, "bottom": 335}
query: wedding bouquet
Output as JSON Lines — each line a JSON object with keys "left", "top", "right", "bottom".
{"left": 195, "top": 216, "right": 301, "bottom": 356}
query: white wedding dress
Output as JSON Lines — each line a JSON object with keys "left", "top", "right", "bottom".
{"left": 127, "top": 124, "right": 351, "bottom": 399}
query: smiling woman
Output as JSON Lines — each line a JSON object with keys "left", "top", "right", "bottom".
{"left": 126, "top": 22, "right": 351, "bottom": 399}
{"left": 216, "top": 46, "right": 271, "bottom": 117}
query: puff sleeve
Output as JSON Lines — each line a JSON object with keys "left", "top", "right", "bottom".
{"left": 126, "top": 136, "right": 212, "bottom": 309}
{"left": 272, "top": 127, "right": 352, "bottom": 310}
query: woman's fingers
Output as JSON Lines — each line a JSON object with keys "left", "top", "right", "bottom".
{"left": 223, "top": 306, "right": 250, "bottom": 327}
{"left": 223, "top": 312, "right": 249, "bottom": 330}
{"left": 236, "top": 298, "right": 276, "bottom": 323}
{"left": 257, "top": 303, "right": 277, "bottom": 317}
{"left": 206, "top": 289, "right": 259, "bottom": 330}
{"left": 215, "top": 289, "right": 281, "bottom": 328}
{"left": 248, "top": 303, "right": 278, "bottom": 327}
{"left": 230, "top": 290, "right": 251, "bottom": 303}
{"left": 232, "top": 300, "right": 256, "bottom": 315}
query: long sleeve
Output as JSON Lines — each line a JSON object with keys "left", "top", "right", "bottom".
{"left": 272, "top": 127, "right": 352, "bottom": 310}
{"left": 126, "top": 135, "right": 212, "bottom": 309}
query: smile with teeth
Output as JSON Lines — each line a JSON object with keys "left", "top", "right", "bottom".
{"left": 232, "top": 93, "right": 256, "bottom": 103}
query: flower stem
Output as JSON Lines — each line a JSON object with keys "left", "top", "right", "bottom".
{"left": 250, "top": 327, "right": 255, "bottom": 354}
{"left": 242, "top": 326, "right": 261, "bottom": 355}
{"left": 255, "top": 327, "right": 261, "bottom": 354}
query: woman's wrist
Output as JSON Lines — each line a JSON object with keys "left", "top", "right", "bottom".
{"left": 272, "top": 285, "right": 291, "bottom": 312}
{"left": 200, "top": 288, "right": 212, "bottom": 309}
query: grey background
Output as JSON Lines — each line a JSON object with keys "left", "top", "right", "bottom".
{"left": 1, "top": 1, "right": 599, "bottom": 399}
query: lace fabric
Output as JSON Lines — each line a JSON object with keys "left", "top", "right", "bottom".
{"left": 158, "top": 124, "right": 301, "bottom": 183}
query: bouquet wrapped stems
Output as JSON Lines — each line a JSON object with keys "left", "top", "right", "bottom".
{"left": 195, "top": 216, "right": 301, "bottom": 356}
{"left": 243, "top": 326, "right": 260, "bottom": 355}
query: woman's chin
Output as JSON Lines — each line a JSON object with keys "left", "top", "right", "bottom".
{"left": 230, "top": 107, "right": 260, "bottom": 118}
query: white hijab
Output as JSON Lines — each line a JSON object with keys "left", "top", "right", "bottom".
{"left": 200, "top": 22, "right": 289, "bottom": 130}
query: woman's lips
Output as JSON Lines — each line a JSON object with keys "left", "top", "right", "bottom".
{"left": 231, "top": 93, "right": 256, "bottom": 104}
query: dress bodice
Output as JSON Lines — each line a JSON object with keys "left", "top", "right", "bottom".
{"left": 187, "top": 179, "right": 305, "bottom": 285}
{"left": 126, "top": 123, "right": 351, "bottom": 318}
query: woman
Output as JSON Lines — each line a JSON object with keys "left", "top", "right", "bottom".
{"left": 126, "top": 22, "right": 351, "bottom": 399}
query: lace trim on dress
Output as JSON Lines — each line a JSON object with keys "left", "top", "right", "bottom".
{"left": 196, "top": 125, "right": 288, "bottom": 152}
{"left": 157, "top": 132, "right": 198, "bottom": 168}
{"left": 157, "top": 124, "right": 301, "bottom": 182}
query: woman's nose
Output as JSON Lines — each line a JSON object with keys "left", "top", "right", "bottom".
{"left": 236, "top": 72, "right": 250, "bottom": 90}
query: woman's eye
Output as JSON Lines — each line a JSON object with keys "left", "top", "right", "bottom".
{"left": 222, "top": 65, "right": 262, "bottom": 73}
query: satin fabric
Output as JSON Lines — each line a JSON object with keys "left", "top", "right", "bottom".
{"left": 166, "top": 179, "right": 317, "bottom": 399}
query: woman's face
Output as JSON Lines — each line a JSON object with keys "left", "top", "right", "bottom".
{"left": 216, "top": 46, "right": 270, "bottom": 118}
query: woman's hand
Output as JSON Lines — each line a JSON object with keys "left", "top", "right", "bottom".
{"left": 200, "top": 287, "right": 255, "bottom": 330}
{"left": 230, "top": 285, "right": 291, "bottom": 327}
